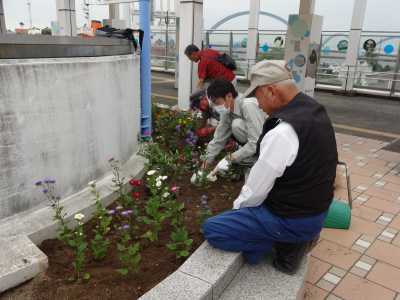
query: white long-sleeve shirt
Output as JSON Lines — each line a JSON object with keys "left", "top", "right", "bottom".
{"left": 233, "top": 121, "right": 299, "bottom": 209}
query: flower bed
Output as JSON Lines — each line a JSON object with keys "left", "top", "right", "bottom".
{"left": 2, "top": 106, "right": 244, "bottom": 300}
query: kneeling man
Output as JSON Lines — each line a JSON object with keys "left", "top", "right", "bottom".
{"left": 203, "top": 61, "right": 338, "bottom": 274}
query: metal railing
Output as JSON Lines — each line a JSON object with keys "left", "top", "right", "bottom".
{"left": 150, "top": 28, "right": 400, "bottom": 98}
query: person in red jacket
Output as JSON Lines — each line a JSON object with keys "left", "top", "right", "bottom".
{"left": 185, "top": 44, "right": 237, "bottom": 90}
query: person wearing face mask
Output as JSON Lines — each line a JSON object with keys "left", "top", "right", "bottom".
{"left": 202, "top": 79, "right": 267, "bottom": 172}
{"left": 202, "top": 60, "right": 338, "bottom": 274}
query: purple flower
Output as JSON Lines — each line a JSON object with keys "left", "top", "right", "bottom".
{"left": 186, "top": 130, "right": 194, "bottom": 138}
{"left": 185, "top": 138, "right": 194, "bottom": 146}
{"left": 35, "top": 181, "right": 42, "bottom": 186}
{"left": 44, "top": 178, "right": 56, "bottom": 184}
{"left": 175, "top": 124, "right": 181, "bottom": 132}
{"left": 42, "top": 189, "right": 49, "bottom": 194}
{"left": 107, "top": 209, "right": 116, "bottom": 215}
{"left": 121, "top": 210, "right": 133, "bottom": 217}
{"left": 122, "top": 224, "right": 130, "bottom": 230}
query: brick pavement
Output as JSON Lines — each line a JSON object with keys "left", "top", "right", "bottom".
{"left": 304, "top": 133, "right": 400, "bottom": 300}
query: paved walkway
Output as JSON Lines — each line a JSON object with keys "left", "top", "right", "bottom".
{"left": 305, "top": 132, "right": 400, "bottom": 300}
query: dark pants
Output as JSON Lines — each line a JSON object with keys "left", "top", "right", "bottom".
{"left": 202, "top": 205, "right": 327, "bottom": 264}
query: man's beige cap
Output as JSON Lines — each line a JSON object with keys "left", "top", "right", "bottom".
{"left": 243, "top": 60, "right": 292, "bottom": 98}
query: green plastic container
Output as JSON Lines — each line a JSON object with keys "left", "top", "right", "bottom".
{"left": 324, "top": 199, "right": 352, "bottom": 229}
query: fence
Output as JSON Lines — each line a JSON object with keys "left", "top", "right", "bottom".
{"left": 151, "top": 27, "right": 400, "bottom": 97}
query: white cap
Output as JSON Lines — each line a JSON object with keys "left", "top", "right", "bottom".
{"left": 243, "top": 60, "right": 292, "bottom": 98}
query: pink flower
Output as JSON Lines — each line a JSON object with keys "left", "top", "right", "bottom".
{"left": 171, "top": 186, "right": 179, "bottom": 193}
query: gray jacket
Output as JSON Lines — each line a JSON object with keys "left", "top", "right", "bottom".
{"left": 206, "top": 97, "right": 267, "bottom": 164}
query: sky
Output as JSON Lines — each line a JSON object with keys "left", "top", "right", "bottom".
{"left": 3, "top": 0, "right": 400, "bottom": 32}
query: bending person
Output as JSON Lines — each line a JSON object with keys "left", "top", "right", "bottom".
{"left": 202, "top": 79, "right": 267, "bottom": 171}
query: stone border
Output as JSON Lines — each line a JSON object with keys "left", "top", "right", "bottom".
{"left": 140, "top": 242, "right": 244, "bottom": 300}
{"left": 140, "top": 242, "right": 308, "bottom": 300}
{"left": 0, "top": 154, "right": 146, "bottom": 293}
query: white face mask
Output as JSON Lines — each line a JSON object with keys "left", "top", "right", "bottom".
{"left": 214, "top": 105, "right": 229, "bottom": 115}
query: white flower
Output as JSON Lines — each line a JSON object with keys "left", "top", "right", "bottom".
{"left": 74, "top": 213, "right": 85, "bottom": 221}
{"left": 156, "top": 181, "right": 162, "bottom": 188}
{"left": 163, "top": 192, "right": 170, "bottom": 198}
{"left": 156, "top": 176, "right": 162, "bottom": 181}
{"left": 162, "top": 176, "right": 168, "bottom": 181}
{"left": 147, "top": 170, "right": 156, "bottom": 176}
{"left": 88, "top": 180, "right": 96, "bottom": 188}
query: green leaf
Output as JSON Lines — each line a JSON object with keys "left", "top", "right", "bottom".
{"left": 185, "top": 239, "right": 193, "bottom": 246}
{"left": 166, "top": 243, "right": 177, "bottom": 251}
{"left": 117, "top": 243, "right": 125, "bottom": 252}
{"left": 178, "top": 250, "right": 190, "bottom": 257}
{"left": 117, "top": 268, "right": 129, "bottom": 276}
{"left": 83, "top": 273, "right": 91, "bottom": 280}
{"left": 67, "top": 240, "right": 76, "bottom": 247}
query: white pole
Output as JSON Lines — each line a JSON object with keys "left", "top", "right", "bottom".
{"left": 299, "top": 0, "right": 315, "bottom": 15}
{"left": 177, "top": 0, "right": 203, "bottom": 109}
{"left": 246, "top": 0, "right": 260, "bottom": 78}
{"left": 56, "top": 0, "right": 77, "bottom": 36}
{"left": 174, "top": 0, "right": 180, "bottom": 89}
{"left": 27, "top": 0, "right": 33, "bottom": 29}
{"left": 0, "top": 0, "right": 6, "bottom": 34}
{"left": 343, "top": 0, "right": 368, "bottom": 91}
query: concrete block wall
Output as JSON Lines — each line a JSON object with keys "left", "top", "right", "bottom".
{"left": 0, "top": 54, "right": 141, "bottom": 219}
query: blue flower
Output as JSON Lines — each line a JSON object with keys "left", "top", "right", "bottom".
{"left": 42, "top": 189, "right": 49, "bottom": 194}
{"left": 175, "top": 124, "right": 181, "bottom": 132}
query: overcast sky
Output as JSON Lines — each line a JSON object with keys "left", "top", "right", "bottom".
{"left": 3, "top": 0, "right": 400, "bottom": 32}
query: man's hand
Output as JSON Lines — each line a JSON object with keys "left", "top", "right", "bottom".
{"left": 201, "top": 160, "right": 209, "bottom": 170}
{"left": 197, "top": 79, "right": 205, "bottom": 89}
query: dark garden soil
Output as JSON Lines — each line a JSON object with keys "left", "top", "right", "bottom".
{"left": 1, "top": 173, "right": 243, "bottom": 300}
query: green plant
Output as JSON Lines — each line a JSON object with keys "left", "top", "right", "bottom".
{"left": 88, "top": 181, "right": 112, "bottom": 261}
{"left": 141, "top": 196, "right": 167, "bottom": 242}
{"left": 68, "top": 213, "right": 90, "bottom": 281}
{"left": 109, "top": 158, "right": 132, "bottom": 208}
{"left": 139, "top": 142, "right": 180, "bottom": 175}
{"left": 35, "top": 179, "right": 72, "bottom": 244}
{"left": 117, "top": 229, "right": 141, "bottom": 275}
{"left": 164, "top": 196, "right": 185, "bottom": 228}
{"left": 166, "top": 227, "right": 193, "bottom": 259}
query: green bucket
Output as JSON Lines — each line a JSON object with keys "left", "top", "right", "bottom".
{"left": 324, "top": 199, "right": 352, "bottom": 229}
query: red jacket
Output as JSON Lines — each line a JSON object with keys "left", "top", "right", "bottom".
{"left": 197, "top": 49, "right": 235, "bottom": 82}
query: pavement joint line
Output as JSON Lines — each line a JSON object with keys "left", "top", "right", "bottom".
{"left": 152, "top": 76, "right": 174, "bottom": 81}
{"left": 152, "top": 93, "right": 178, "bottom": 100}
{"left": 152, "top": 79, "right": 176, "bottom": 84}
{"left": 333, "top": 123, "right": 400, "bottom": 139}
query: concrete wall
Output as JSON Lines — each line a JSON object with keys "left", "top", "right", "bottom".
{"left": 0, "top": 55, "right": 141, "bottom": 219}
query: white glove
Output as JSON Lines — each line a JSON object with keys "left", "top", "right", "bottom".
{"left": 216, "top": 158, "right": 230, "bottom": 172}
{"left": 190, "top": 171, "right": 204, "bottom": 184}
{"left": 206, "top": 173, "right": 218, "bottom": 182}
